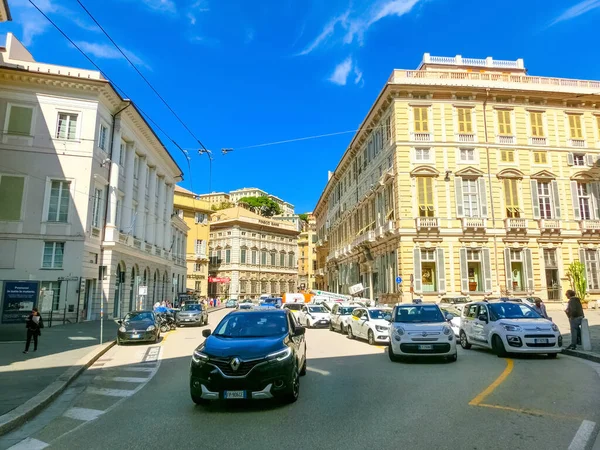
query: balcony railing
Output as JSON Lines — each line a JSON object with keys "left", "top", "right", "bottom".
{"left": 119, "top": 234, "right": 128, "bottom": 244}
{"left": 505, "top": 218, "right": 528, "bottom": 230}
{"left": 580, "top": 220, "right": 600, "bottom": 232}
{"left": 145, "top": 243, "right": 153, "bottom": 253}
{"left": 529, "top": 136, "right": 547, "bottom": 146}
{"left": 133, "top": 238, "right": 142, "bottom": 249}
{"left": 353, "top": 230, "right": 376, "bottom": 248}
{"left": 497, "top": 135, "right": 515, "bottom": 145}
{"left": 416, "top": 217, "right": 439, "bottom": 230}
{"left": 568, "top": 138, "right": 586, "bottom": 148}
{"left": 538, "top": 219, "right": 561, "bottom": 231}
{"left": 91, "top": 227, "right": 100, "bottom": 238}
{"left": 411, "top": 132, "right": 432, "bottom": 142}
{"left": 457, "top": 133, "right": 475, "bottom": 143}
{"left": 383, "top": 220, "right": 395, "bottom": 234}
{"left": 461, "top": 217, "right": 486, "bottom": 230}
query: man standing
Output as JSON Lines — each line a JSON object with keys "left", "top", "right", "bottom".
{"left": 533, "top": 298, "right": 549, "bottom": 319}
{"left": 565, "top": 290, "right": 584, "bottom": 350}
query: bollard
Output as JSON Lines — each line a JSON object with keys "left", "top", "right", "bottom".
{"left": 581, "top": 318, "right": 592, "bottom": 351}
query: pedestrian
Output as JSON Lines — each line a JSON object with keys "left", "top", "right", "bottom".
{"left": 565, "top": 289, "right": 585, "bottom": 350}
{"left": 23, "top": 307, "right": 44, "bottom": 354}
{"left": 533, "top": 298, "right": 549, "bottom": 319}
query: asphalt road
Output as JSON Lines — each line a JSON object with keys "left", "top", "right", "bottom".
{"left": 3, "top": 308, "right": 600, "bottom": 450}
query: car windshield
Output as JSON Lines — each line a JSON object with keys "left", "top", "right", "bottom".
{"left": 339, "top": 307, "right": 356, "bottom": 315}
{"left": 394, "top": 305, "right": 445, "bottom": 323}
{"left": 181, "top": 304, "right": 202, "bottom": 311}
{"left": 368, "top": 309, "right": 391, "bottom": 319}
{"left": 284, "top": 304, "right": 303, "bottom": 311}
{"left": 308, "top": 306, "right": 325, "bottom": 313}
{"left": 489, "top": 303, "right": 542, "bottom": 320}
{"left": 440, "top": 306, "right": 461, "bottom": 317}
{"left": 443, "top": 297, "right": 468, "bottom": 304}
{"left": 239, "top": 304, "right": 252, "bottom": 309}
{"left": 213, "top": 312, "right": 289, "bottom": 338}
{"left": 124, "top": 312, "right": 153, "bottom": 322}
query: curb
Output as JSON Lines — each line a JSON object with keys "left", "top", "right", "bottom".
{"left": 561, "top": 348, "right": 600, "bottom": 364}
{"left": 0, "top": 339, "right": 116, "bottom": 437}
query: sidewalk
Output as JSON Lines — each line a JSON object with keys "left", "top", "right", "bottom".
{"left": 546, "top": 303, "right": 600, "bottom": 362}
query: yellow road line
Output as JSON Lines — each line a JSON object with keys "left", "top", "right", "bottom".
{"left": 476, "top": 403, "right": 584, "bottom": 421}
{"left": 469, "top": 358, "right": 514, "bottom": 406}
{"left": 160, "top": 330, "right": 175, "bottom": 345}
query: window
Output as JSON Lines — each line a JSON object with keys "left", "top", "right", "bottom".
{"left": 225, "top": 249, "right": 231, "bottom": 264}
{"left": 584, "top": 250, "right": 600, "bottom": 290}
{"left": 119, "top": 141, "right": 126, "bottom": 166}
{"left": 544, "top": 248, "right": 558, "bottom": 268}
{"left": 460, "top": 148, "right": 475, "bottom": 162}
{"left": 530, "top": 112, "right": 544, "bottom": 136}
{"left": 270, "top": 252, "right": 276, "bottom": 266}
{"left": 115, "top": 198, "right": 122, "bottom": 229}
{"left": 500, "top": 150, "right": 515, "bottom": 163}
{"left": 250, "top": 280, "right": 258, "bottom": 294}
{"left": 578, "top": 183, "right": 592, "bottom": 220}
{"left": 533, "top": 151, "right": 547, "bottom": 164}
{"left": 252, "top": 250, "right": 257, "bottom": 264}
{"left": 133, "top": 156, "right": 140, "bottom": 181}
{"left": 92, "top": 187, "right": 104, "bottom": 228}
{"left": 195, "top": 239, "right": 206, "bottom": 257}
{"left": 6, "top": 105, "right": 33, "bottom": 136}
{"left": 240, "top": 280, "right": 247, "bottom": 293}
{"left": 509, "top": 249, "right": 525, "bottom": 291}
{"left": 280, "top": 252, "right": 285, "bottom": 267}
{"left": 288, "top": 252, "right": 295, "bottom": 267}
{"left": 0, "top": 175, "right": 25, "bottom": 221}
{"left": 41, "top": 281, "right": 61, "bottom": 311}
{"left": 42, "top": 242, "right": 64, "bottom": 269}
{"left": 504, "top": 179, "right": 521, "bottom": 218}
{"left": 56, "top": 113, "right": 77, "bottom": 140}
{"left": 417, "top": 177, "right": 434, "bottom": 217}
{"left": 568, "top": 114, "right": 583, "bottom": 139}
{"left": 261, "top": 250, "right": 267, "bottom": 265}
{"left": 215, "top": 249, "right": 222, "bottom": 263}
{"left": 421, "top": 249, "right": 437, "bottom": 292}
{"left": 240, "top": 248, "right": 247, "bottom": 264}
{"left": 48, "top": 180, "right": 70, "bottom": 222}
{"left": 385, "top": 115, "right": 392, "bottom": 142}
{"left": 462, "top": 179, "right": 480, "bottom": 217}
{"left": 457, "top": 107, "right": 473, "bottom": 133}
{"left": 98, "top": 124, "right": 108, "bottom": 151}
{"left": 466, "top": 249, "right": 482, "bottom": 292}
{"left": 538, "top": 182, "right": 553, "bottom": 219}
{"left": 194, "top": 263, "right": 202, "bottom": 272}
{"left": 497, "top": 110, "right": 512, "bottom": 135}
{"left": 414, "top": 148, "right": 431, "bottom": 162}
{"left": 573, "top": 153, "right": 585, "bottom": 166}
{"left": 413, "top": 107, "right": 429, "bottom": 132}
{"left": 195, "top": 212, "right": 208, "bottom": 224}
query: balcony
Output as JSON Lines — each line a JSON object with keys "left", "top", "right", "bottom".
{"left": 316, "top": 268, "right": 324, "bottom": 276}
{"left": 457, "top": 133, "right": 475, "bottom": 143}
{"left": 505, "top": 218, "right": 528, "bottom": 231}
{"left": 461, "top": 217, "right": 486, "bottom": 231}
{"left": 580, "top": 220, "right": 600, "bottom": 233}
{"left": 119, "top": 233, "right": 129, "bottom": 245}
{"left": 144, "top": 242, "right": 153, "bottom": 253}
{"left": 411, "top": 132, "right": 432, "bottom": 142}
{"left": 133, "top": 238, "right": 142, "bottom": 249}
{"left": 195, "top": 253, "right": 208, "bottom": 260}
{"left": 497, "top": 135, "right": 515, "bottom": 145}
{"left": 568, "top": 138, "right": 586, "bottom": 148}
{"left": 529, "top": 136, "right": 547, "bottom": 146}
{"left": 90, "top": 227, "right": 101, "bottom": 238}
{"left": 416, "top": 217, "right": 439, "bottom": 231}
{"left": 538, "top": 219, "right": 561, "bottom": 232}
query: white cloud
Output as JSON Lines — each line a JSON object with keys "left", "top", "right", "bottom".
{"left": 297, "top": 10, "right": 350, "bottom": 55}
{"left": 354, "top": 66, "right": 363, "bottom": 85}
{"left": 75, "top": 42, "right": 150, "bottom": 69}
{"left": 549, "top": 0, "right": 600, "bottom": 26}
{"left": 140, "top": 0, "right": 177, "bottom": 14}
{"left": 187, "top": 12, "right": 197, "bottom": 25}
{"left": 328, "top": 56, "right": 364, "bottom": 86}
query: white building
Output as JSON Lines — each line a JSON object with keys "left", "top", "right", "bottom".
{"left": 229, "top": 187, "right": 295, "bottom": 215}
{"left": 0, "top": 34, "right": 187, "bottom": 326}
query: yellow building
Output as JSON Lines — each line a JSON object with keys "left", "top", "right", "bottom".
{"left": 314, "top": 53, "right": 600, "bottom": 304}
{"left": 298, "top": 214, "right": 317, "bottom": 290}
{"left": 173, "top": 186, "right": 213, "bottom": 297}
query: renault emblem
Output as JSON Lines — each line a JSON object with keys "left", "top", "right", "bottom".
{"left": 230, "top": 357, "right": 241, "bottom": 371}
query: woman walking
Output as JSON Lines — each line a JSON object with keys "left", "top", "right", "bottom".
{"left": 23, "top": 307, "right": 43, "bottom": 354}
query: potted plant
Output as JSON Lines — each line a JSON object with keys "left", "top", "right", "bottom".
{"left": 566, "top": 261, "right": 589, "bottom": 309}
{"left": 468, "top": 268, "right": 478, "bottom": 292}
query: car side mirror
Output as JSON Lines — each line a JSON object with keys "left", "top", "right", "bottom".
{"left": 445, "top": 313, "right": 454, "bottom": 321}
{"left": 384, "top": 314, "right": 392, "bottom": 322}
{"left": 117, "top": 320, "right": 122, "bottom": 325}
{"left": 202, "top": 329, "right": 212, "bottom": 338}
{"left": 294, "top": 326, "right": 306, "bottom": 336}
{"left": 478, "top": 314, "right": 488, "bottom": 323}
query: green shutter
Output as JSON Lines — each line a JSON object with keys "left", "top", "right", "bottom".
{"left": 0, "top": 176, "right": 25, "bottom": 220}
{"left": 7, "top": 106, "right": 33, "bottom": 136}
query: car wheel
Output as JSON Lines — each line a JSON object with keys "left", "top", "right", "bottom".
{"left": 281, "top": 370, "right": 300, "bottom": 404}
{"left": 446, "top": 353, "right": 458, "bottom": 363}
{"left": 299, "top": 357, "right": 307, "bottom": 376}
{"left": 547, "top": 352, "right": 558, "bottom": 359}
{"left": 204, "top": 317, "right": 209, "bottom": 326}
{"left": 191, "top": 393, "right": 210, "bottom": 406}
{"left": 388, "top": 345, "right": 401, "bottom": 362}
{"left": 305, "top": 319, "right": 311, "bottom": 329}
{"left": 347, "top": 326, "right": 354, "bottom": 340}
{"left": 160, "top": 324, "right": 169, "bottom": 333}
{"left": 329, "top": 322, "right": 334, "bottom": 331}
{"left": 368, "top": 330, "right": 375, "bottom": 345}
{"left": 340, "top": 324, "right": 346, "bottom": 334}
{"left": 459, "top": 331, "right": 472, "bottom": 350}
{"left": 492, "top": 335, "right": 508, "bottom": 357}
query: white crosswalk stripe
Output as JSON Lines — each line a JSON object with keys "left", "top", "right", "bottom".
{"left": 86, "top": 387, "right": 136, "bottom": 397}
{"left": 7, "top": 438, "right": 49, "bottom": 450}
{"left": 94, "top": 376, "right": 149, "bottom": 383}
{"left": 63, "top": 407, "right": 105, "bottom": 421}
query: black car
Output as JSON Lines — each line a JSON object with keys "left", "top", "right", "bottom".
{"left": 176, "top": 303, "right": 209, "bottom": 327}
{"left": 117, "top": 311, "right": 160, "bottom": 345}
{"left": 190, "top": 309, "right": 307, "bottom": 405}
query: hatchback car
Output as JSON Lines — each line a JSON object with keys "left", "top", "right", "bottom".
{"left": 388, "top": 304, "right": 457, "bottom": 362}
{"left": 176, "top": 303, "right": 208, "bottom": 327}
{"left": 282, "top": 302, "right": 304, "bottom": 320}
{"left": 117, "top": 311, "right": 160, "bottom": 345}
{"left": 225, "top": 299, "right": 238, "bottom": 308}
{"left": 190, "top": 309, "right": 307, "bottom": 405}
{"left": 329, "top": 303, "right": 360, "bottom": 334}
{"left": 459, "top": 301, "right": 561, "bottom": 358}
{"left": 298, "top": 304, "right": 330, "bottom": 328}
{"left": 347, "top": 307, "right": 392, "bottom": 345}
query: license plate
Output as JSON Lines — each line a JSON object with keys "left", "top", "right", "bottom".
{"left": 418, "top": 344, "right": 433, "bottom": 350}
{"left": 535, "top": 338, "right": 549, "bottom": 344}
{"left": 224, "top": 390, "right": 246, "bottom": 399}
{"left": 320, "top": 320, "right": 327, "bottom": 324}
{"left": 131, "top": 334, "right": 140, "bottom": 338}
{"left": 184, "top": 319, "right": 191, "bottom": 321}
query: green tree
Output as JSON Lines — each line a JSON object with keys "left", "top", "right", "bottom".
{"left": 298, "top": 213, "right": 309, "bottom": 223}
{"left": 566, "top": 260, "right": 588, "bottom": 303}
{"left": 238, "top": 196, "right": 282, "bottom": 217}
{"left": 211, "top": 201, "right": 233, "bottom": 211}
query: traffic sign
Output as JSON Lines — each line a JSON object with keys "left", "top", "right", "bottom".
{"left": 58, "top": 276, "right": 78, "bottom": 281}
{"left": 396, "top": 276, "right": 402, "bottom": 284}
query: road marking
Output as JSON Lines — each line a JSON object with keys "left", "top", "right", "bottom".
{"left": 306, "top": 367, "right": 330, "bottom": 375}
{"left": 7, "top": 438, "right": 49, "bottom": 450}
{"left": 476, "top": 403, "right": 584, "bottom": 421}
{"left": 94, "top": 376, "right": 149, "bottom": 383}
{"left": 86, "top": 387, "right": 135, "bottom": 397}
{"left": 568, "top": 420, "right": 596, "bottom": 450}
{"left": 122, "top": 367, "right": 155, "bottom": 372}
{"left": 63, "top": 407, "right": 105, "bottom": 421}
{"left": 68, "top": 337, "right": 97, "bottom": 341}
{"left": 161, "top": 332, "right": 170, "bottom": 344}
{"left": 469, "top": 358, "right": 514, "bottom": 406}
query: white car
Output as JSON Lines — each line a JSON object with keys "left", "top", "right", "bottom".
{"left": 347, "top": 307, "right": 392, "bottom": 345}
{"left": 282, "top": 303, "right": 304, "bottom": 320}
{"left": 388, "top": 304, "right": 457, "bottom": 362}
{"left": 329, "top": 303, "right": 360, "bottom": 334}
{"left": 298, "top": 304, "right": 330, "bottom": 328}
{"left": 459, "top": 301, "right": 562, "bottom": 358}
{"left": 439, "top": 305, "right": 462, "bottom": 337}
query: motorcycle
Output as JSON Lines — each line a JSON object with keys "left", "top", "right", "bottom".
{"left": 156, "top": 312, "right": 176, "bottom": 333}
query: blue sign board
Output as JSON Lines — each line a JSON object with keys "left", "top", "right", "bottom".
{"left": 396, "top": 276, "right": 402, "bottom": 284}
{"left": 2, "top": 281, "right": 39, "bottom": 324}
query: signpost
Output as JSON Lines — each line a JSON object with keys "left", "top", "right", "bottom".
{"left": 1, "top": 281, "right": 40, "bottom": 324}
{"left": 396, "top": 276, "right": 402, "bottom": 284}
{"left": 138, "top": 285, "right": 147, "bottom": 310}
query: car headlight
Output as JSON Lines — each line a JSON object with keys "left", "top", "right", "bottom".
{"left": 394, "top": 326, "right": 405, "bottom": 336}
{"left": 267, "top": 347, "right": 292, "bottom": 361}
{"left": 146, "top": 325, "right": 156, "bottom": 331}
{"left": 375, "top": 325, "right": 388, "bottom": 332}
{"left": 118, "top": 326, "right": 126, "bottom": 333}
{"left": 192, "top": 350, "right": 209, "bottom": 364}
{"left": 443, "top": 326, "right": 452, "bottom": 335}
{"left": 500, "top": 323, "right": 522, "bottom": 332}
{"left": 552, "top": 323, "right": 559, "bottom": 332}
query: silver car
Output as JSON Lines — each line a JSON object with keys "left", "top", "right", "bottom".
{"left": 176, "top": 304, "right": 208, "bottom": 327}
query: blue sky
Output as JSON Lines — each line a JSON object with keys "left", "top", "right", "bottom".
{"left": 3, "top": 0, "right": 600, "bottom": 213}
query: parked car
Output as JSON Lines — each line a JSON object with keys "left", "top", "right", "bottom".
{"left": 438, "top": 296, "right": 470, "bottom": 313}
{"left": 225, "top": 299, "right": 238, "bottom": 308}
{"left": 282, "top": 302, "right": 304, "bottom": 320}
{"left": 347, "top": 307, "right": 392, "bottom": 345}
{"left": 298, "top": 305, "right": 330, "bottom": 328}
{"left": 190, "top": 309, "right": 307, "bottom": 405}
{"left": 388, "top": 304, "right": 457, "bottom": 362}
{"left": 176, "top": 303, "right": 208, "bottom": 327}
{"left": 459, "top": 301, "right": 562, "bottom": 358}
{"left": 238, "top": 302, "right": 254, "bottom": 310}
{"left": 439, "top": 305, "right": 462, "bottom": 337}
{"left": 117, "top": 311, "right": 160, "bottom": 345}
{"left": 329, "top": 303, "right": 360, "bottom": 334}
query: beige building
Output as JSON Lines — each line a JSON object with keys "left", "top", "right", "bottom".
{"left": 1, "top": 0, "right": 11, "bottom": 22}
{"left": 198, "top": 192, "right": 230, "bottom": 208}
{"left": 315, "top": 53, "right": 600, "bottom": 304}
{"left": 229, "top": 187, "right": 295, "bottom": 215}
{"left": 298, "top": 214, "right": 317, "bottom": 290}
{"left": 208, "top": 207, "right": 300, "bottom": 300}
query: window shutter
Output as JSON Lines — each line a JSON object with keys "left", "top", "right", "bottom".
{"left": 482, "top": 248, "right": 492, "bottom": 293}
{"left": 592, "top": 183, "right": 600, "bottom": 220}
{"left": 579, "top": 248, "right": 586, "bottom": 266}
{"left": 413, "top": 248, "right": 422, "bottom": 293}
{"left": 478, "top": 178, "right": 488, "bottom": 218}
{"left": 455, "top": 177, "right": 464, "bottom": 218}
{"left": 459, "top": 248, "right": 469, "bottom": 293}
{"left": 504, "top": 248, "right": 513, "bottom": 291}
{"left": 567, "top": 153, "right": 574, "bottom": 166}
{"left": 571, "top": 181, "right": 581, "bottom": 220}
{"left": 551, "top": 180, "right": 561, "bottom": 219}
{"left": 530, "top": 180, "right": 540, "bottom": 219}
{"left": 524, "top": 248, "right": 534, "bottom": 293}
{"left": 436, "top": 248, "right": 446, "bottom": 293}
{"left": 586, "top": 154, "right": 595, "bottom": 166}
